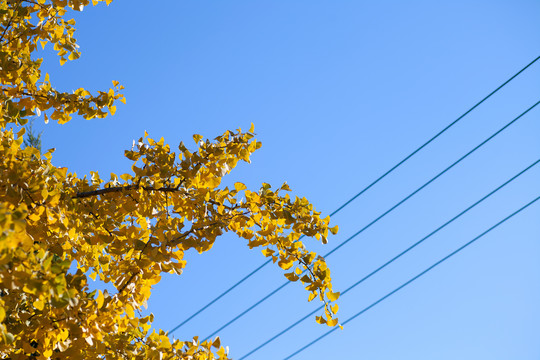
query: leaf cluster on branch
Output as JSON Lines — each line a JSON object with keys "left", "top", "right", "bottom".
{"left": 0, "top": 1, "right": 340, "bottom": 359}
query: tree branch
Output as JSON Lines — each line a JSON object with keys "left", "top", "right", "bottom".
{"left": 0, "top": 1, "right": 22, "bottom": 44}
{"left": 74, "top": 184, "right": 186, "bottom": 199}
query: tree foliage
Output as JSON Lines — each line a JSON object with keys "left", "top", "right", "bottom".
{"left": 0, "top": 1, "right": 340, "bottom": 358}
{"left": 23, "top": 119, "right": 42, "bottom": 153}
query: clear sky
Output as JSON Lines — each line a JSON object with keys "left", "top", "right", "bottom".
{"left": 38, "top": 1, "right": 539, "bottom": 359}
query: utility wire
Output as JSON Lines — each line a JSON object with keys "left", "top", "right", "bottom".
{"left": 203, "top": 100, "right": 540, "bottom": 341}
{"left": 283, "top": 194, "right": 540, "bottom": 360}
{"left": 239, "top": 157, "right": 540, "bottom": 359}
{"left": 168, "top": 55, "right": 540, "bottom": 335}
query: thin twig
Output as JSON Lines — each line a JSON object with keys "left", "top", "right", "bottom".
{"left": 0, "top": 0, "right": 22, "bottom": 43}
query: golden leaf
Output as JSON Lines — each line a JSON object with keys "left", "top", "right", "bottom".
{"left": 33, "top": 299, "right": 44, "bottom": 311}
{"left": 327, "top": 291, "right": 340, "bottom": 302}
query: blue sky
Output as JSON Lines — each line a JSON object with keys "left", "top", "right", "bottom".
{"left": 38, "top": 1, "right": 539, "bottom": 359}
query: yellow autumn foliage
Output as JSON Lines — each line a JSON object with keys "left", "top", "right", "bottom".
{"left": 0, "top": 1, "right": 339, "bottom": 358}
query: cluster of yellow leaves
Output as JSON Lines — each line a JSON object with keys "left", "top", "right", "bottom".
{"left": 0, "top": 1, "right": 340, "bottom": 359}
{"left": 0, "top": 0, "right": 124, "bottom": 127}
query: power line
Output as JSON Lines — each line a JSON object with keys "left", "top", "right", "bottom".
{"left": 239, "top": 157, "right": 540, "bottom": 359}
{"left": 201, "top": 99, "right": 540, "bottom": 341}
{"left": 167, "top": 55, "right": 540, "bottom": 335}
{"left": 283, "top": 194, "right": 540, "bottom": 360}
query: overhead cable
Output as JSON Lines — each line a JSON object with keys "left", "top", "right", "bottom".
{"left": 239, "top": 157, "right": 540, "bottom": 359}
{"left": 168, "top": 55, "right": 540, "bottom": 335}
{"left": 283, "top": 194, "right": 540, "bottom": 359}
{"left": 203, "top": 100, "right": 540, "bottom": 341}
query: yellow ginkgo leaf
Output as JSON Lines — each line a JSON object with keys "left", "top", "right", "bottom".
{"left": 327, "top": 318, "right": 339, "bottom": 327}
{"left": 234, "top": 182, "right": 247, "bottom": 191}
{"left": 33, "top": 299, "right": 44, "bottom": 311}
{"left": 327, "top": 291, "right": 341, "bottom": 302}
{"left": 96, "top": 290, "right": 104, "bottom": 309}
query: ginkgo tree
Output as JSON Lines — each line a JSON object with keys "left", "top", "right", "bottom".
{"left": 0, "top": 1, "right": 340, "bottom": 358}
